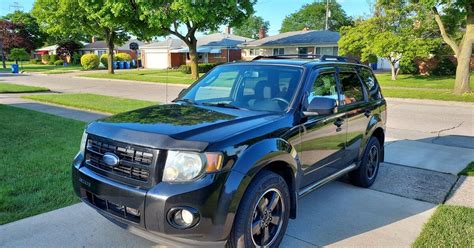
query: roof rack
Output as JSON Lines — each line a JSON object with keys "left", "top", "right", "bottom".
{"left": 252, "top": 54, "right": 361, "bottom": 64}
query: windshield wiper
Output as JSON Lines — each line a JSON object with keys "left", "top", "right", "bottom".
{"left": 174, "top": 98, "right": 198, "bottom": 105}
{"left": 202, "top": 102, "right": 241, "bottom": 109}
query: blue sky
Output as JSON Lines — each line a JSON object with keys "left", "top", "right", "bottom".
{"left": 0, "top": 0, "right": 372, "bottom": 36}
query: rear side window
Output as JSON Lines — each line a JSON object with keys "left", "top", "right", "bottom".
{"left": 358, "top": 67, "right": 381, "bottom": 100}
{"left": 338, "top": 71, "right": 364, "bottom": 105}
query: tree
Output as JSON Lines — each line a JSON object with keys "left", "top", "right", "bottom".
{"left": 9, "top": 48, "right": 29, "bottom": 64}
{"left": 32, "top": 0, "right": 135, "bottom": 74}
{"left": 2, "top": 11, "right": 48, "bottom": 49}
{"left": 0, "top": 20, "right": 33, "bottom": 69}
{"left": 418, "top": 0, "right": 473, "bottom": 94}
{"left": 280, "top": 0, "right": 352, "bottom": 33}
{"left": 339, "top": 1, "right": 440, "bottom": 80}
{"left": 133, "top": 0, "right": 255, "bottom": 79}
{"left": 234, "top": 15, "right": 269, "bottom": 39}
{"left": 56, "top": 40, "right": 83, "bottom": 62}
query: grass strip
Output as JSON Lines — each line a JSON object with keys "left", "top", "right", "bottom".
{"left": 23, "top": 93, "right": 157, "bottom": 114}
{"left": 0, "top": 105, "right": 85, "bottom": 224}
{"left": 0, "top": 83, "right": 49, "bottom": 93}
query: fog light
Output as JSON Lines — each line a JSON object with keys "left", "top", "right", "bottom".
{"left": 167, "top": 207, "right": 199, "bottom": 229}
{"left": 126, "top": 207, "right": 140, "bottom": 216}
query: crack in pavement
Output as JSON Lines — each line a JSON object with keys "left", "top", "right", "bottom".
{"left": 429, "top": 121, "right": 464, "bottom": 143}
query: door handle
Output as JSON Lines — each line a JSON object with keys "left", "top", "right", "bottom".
{"left": 334, "top": 118, "right": 344, "bottom": 128}
{"left": 364, "top": 109, "right": 371, "bottom": 117}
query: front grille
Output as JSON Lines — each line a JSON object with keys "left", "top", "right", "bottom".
{"left": 84, "top": 134, "right": 159, "bottom": 187}
{"left": 85, "top": 191, "right": 140, "bottom": 223}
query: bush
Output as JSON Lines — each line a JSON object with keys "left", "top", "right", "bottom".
{"left": 115, "top": 53, "right": 131, "bottom": 62}
{"left": 54, "top": 60, "right": 65, "bottom": 66}
{"left": 179, "top": 63, "right": 221, "bottom": 74}
{"left": 48, "top": 61, "right": 54, "bottom": 65}
{"left": 100, "top": 54, "right": 115, "bottom": 68}
{"left": 72, "top": 53, "right": 81, "bottom": 65}
{"left": 431, "top": 57, "right": 456, "bottom": 76}
{"left": 9, "top": 48, "right": 30, "bottom": 63}
{"left": 30, "top": 59, "right": 38, "bottom": 64}
{"left": 81, "top": 54, "right": 100, "bottom": 70}
{"left": 42, "top": 54, "right": 50, "bottom": 63}
{"left": 399, "top": 59, "right": 419, "bottom": 75}
{"left": 49, "top": 54, "right": 58, "bottom": 63}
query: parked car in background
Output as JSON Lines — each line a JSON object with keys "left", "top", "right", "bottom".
{"left": 72, "top": 55, "right": 386, "bottom": 247}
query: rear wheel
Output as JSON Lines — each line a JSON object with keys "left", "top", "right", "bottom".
{"left": 349, "top": 136, "right": 381, "bottom": 187}
{"left": 227, "top": 171, "right": 290, "bottom": 248}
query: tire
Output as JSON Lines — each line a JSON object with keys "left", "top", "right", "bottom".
{"left": 227, "top": 171, "right": 290, "bottom": 248}
{"left": 349, "top": 136, "right": 381, "bottom": 188}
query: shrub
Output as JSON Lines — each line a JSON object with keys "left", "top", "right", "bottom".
{"left": 399, "top": 59, "right": 419, "bottom": 75}
{"left": 49, "top": 54, "right": 58, "bottom": 63}
{"left": 9, "top": 48, "right": 30, "bottom": 63}
{"left": 54, "top": 60, "right": 65, "bottom": 66}
{"left": 179, "top": 64, "right": 191, "bottom": 74}
{"left": 115, "top": 53, "right": 132, "bottom": 62}
{"left": 431, "top": 57, "right": 456, "bottom": 76}
{"left": 179, "top": 63, "right": 221, "bottom": 74}
{"left": 48, "top": 61, "right": 54, "bottom": 65}
{"left": 100, "top": 54, "right": 115, "bottom": 68}
{"left": 30, "top": 59, "right": 38, "bottom": 64}
{"left": 42, "top": 54, "right": 50, "bottom": 63}
{"left": 81, "top": 54, "right": 100, "bottom": 70}
{"left": 72, "top": 53, "right": 81, "bottom": 65}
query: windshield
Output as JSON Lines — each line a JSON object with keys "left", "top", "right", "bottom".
{"left": 178, "top": 64, "right": 303, "bottom": 112}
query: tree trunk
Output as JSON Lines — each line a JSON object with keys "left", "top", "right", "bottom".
{"left": 0, "top": 40, "right": 5, "bottom": 69}
{"left": 188, "top": 38, "right": 199, "bottom": 80}
{"left": 454, "top": 6, "right": 473, "bottom": 94}
{"left": 390, "top": 62, "right": 397, "bottom": 80}
{"left": 105, "top": 30, "right": 115, "bottom": 74}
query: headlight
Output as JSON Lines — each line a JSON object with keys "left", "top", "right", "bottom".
{"left": 163, "top": 151, "right": 223, "bottom": 182}
{"left": 79, "top": 130, "right": 88, "bottom": 155}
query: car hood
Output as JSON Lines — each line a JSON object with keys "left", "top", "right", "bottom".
{"left": 86, "top": 103, "right": 281, "bottom": 152}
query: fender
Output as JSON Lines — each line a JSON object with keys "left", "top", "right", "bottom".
{"left": 216, "top": 138, "right": 301, "bottom": 240}
{"left": 358, "top": 113, "right": 385, "bottom": 162}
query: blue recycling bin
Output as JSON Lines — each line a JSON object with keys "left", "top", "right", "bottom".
{"left": 113, "top": 62, "right": 118, "bottom": 69}
{"left": 370, "top": 63, "right": 378, "bottom": 70}
{"left": 131, "top": 60, "right": 136, "bottom": 68}
{"left": 124, "top": 61, "right": 130, "bottom": 69}
{"left": 11, "top": 64, "right": 19, "bottom": 73}
{"left": 119, "top": 61, "right": 124, "bottom": 69}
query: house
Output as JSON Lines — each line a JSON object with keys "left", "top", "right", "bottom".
{"left": 34, "top": 45, "right": 58, "bottom": 59}
{"left": 141, "top": 33, "right": 253, "bottom": 69}
{"left": 78, "top": 38, "right": 146, "bottom": 60}
{"left": 239, "top": 29, "right": 340, "bottom": 60}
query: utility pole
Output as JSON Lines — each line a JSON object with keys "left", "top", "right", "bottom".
{"left": 9, "top": 1, "right": 23, "bottom": 11}
{"left": 325, "top": 0, "right": 331, "bottom": 30}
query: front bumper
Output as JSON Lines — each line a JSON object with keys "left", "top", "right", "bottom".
{"left": 72, "top": 154, "right": 240, "bottom": 246}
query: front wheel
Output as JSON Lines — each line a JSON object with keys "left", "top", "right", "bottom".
{"left": 349, "top": 136, "right": 381, "bottom": 188}
{"left": 227, "top": 171, "right": 290, "bottom": 248}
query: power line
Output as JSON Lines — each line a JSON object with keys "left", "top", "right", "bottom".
{"left": 9, "top": 1, "right": 23, "bottom": 12}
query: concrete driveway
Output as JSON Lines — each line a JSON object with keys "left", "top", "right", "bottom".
{"left": 1, "top": 72, "right": 473, "bottom": 247}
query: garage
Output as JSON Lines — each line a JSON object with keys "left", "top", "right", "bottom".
{"left": 144, "top": 50, "right": 169, "bottom": 69}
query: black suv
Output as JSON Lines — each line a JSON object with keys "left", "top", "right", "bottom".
{"left": 72, "top": 55, "right": 386, "bottom": 247}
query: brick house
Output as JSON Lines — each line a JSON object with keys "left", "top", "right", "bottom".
{"left": 78, "top": 38, "right": 145, "bottom": 60}
{"left": 141, "top": 33, "right": 252, "bottom": 69}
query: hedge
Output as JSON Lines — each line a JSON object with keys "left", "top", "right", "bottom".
{"left": 179, "top": 63, "right": 221, "bottom": 74}
{"left": 81, "top": 54, "right": 100, "bottom": 70}
{"left": 100, "top": 54, "right": 113, "bottom": 68}
{"left": 115, "top": 53, "right": 132, "bottom": 62}
{"left": 54, "top": 60, "right": 65, "bottom": 66}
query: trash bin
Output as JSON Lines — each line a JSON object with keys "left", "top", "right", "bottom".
{"left": 113, "top": 62, "right": 118, "bottom": 69}
{"left": 131, "top": 60, "right": 136, "bottom": 68}
{"left": 371, "top": 63, "right": 378, "bottom": 70}
{"left": 119, "top": 61, "right": 124, "bottom": 69}
{"left": 125, "top": 61, "right": 130, "bottom": 69}
{"left": 11, "top": 64, "right": 19, "bottom": 73}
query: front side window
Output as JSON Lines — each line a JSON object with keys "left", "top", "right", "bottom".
{"left": 179, "top": 65, "right": 303, "bottom": 112}
{"left": 308, "top": 72, "right": 338, "bottom": 104}
{"left": 338, "top": 71, "right": 364, "bottom": 105}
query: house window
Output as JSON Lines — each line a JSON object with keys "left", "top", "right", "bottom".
{"left": 316, "top": 47, "right": 338, "bottom": 56}
{"left": 273, "top": 48, "right": 284, "bottom": 55}
{"left": 249, "top": 49, "right": 256, "bottom": 56}
{"left": 298, "top": 47, "right": 309, "bottom": 55}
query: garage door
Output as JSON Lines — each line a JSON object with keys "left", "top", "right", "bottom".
{"left": 145, "top": 51, "right": 169, "bottom": 69}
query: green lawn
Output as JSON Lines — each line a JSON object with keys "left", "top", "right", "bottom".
{"left": 0, "top": 83, "right": 49, "bottom": 93}
{"left": 80, "top": 69, "right": 200, "bottom": 85}
{"left": 0, "top": 105, "right": 85, "bottom": 224}
{"left": 377, "top": 73, "right": 474, "bottom": 102}
{"left": 23, "top": 93, "right": 157, "bottom": 114}
{"left": 413, "top": 205, "right": 474, "bottom": 247}
{"left": 459, "top": 162, "right": 474, "bottom": 176}
{"left": 0, "top": 61, "right": 82, "bottom": 73}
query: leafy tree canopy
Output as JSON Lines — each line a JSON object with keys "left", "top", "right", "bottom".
{"left": 280, "top": 0, "right": 352, "bottom": 32}
{"left": 9, "top": 48, "right": 30, "bottom": 63}
{"left": 2, "top": 11, "right": 48, "bottom": 49}
{"left": 0, "top": 20, "right": 34, "bottom": 52}
{"left": 234, "top": 15, "right": 269, "bottom": 39}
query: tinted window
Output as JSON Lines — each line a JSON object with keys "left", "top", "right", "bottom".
{"left": 358, "top": 67, "right": 381, "bottom": 100}
{"left": 338, "top": 71, "right": 364, "bottom": 104}
{"left": 308, "top": 72, "right": 338, "bottom": 103}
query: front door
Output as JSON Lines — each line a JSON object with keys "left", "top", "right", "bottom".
{"left": 298, "top": 68, "right": 347, "bottom": 189}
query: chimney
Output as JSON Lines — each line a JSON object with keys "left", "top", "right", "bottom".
{"left": 91, "top": 36, "right": 97, "bottom": 43}
{"left": 258, "top": 27, "right": 266, "bottom": 39}
{"left": 226, "top": 26, "right": 231, "bottom": 34}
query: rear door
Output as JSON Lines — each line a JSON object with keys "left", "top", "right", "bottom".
{"left": 336, "top": 66, "right": 371, "bottom": 165}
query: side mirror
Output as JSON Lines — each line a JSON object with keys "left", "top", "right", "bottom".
{"left": 303, "top": 97, "right": 337, "bottom": 116}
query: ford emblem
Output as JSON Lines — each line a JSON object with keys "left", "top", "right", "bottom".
{"left": 103, "top": 152, "right": 120, "bottom": 167}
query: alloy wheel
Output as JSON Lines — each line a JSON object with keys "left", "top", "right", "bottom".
{"left": 366, "top": 145, "right": 379, "bottom": 179}
{"left": 251, "top": 188, "right": 284, "bottom": 247}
